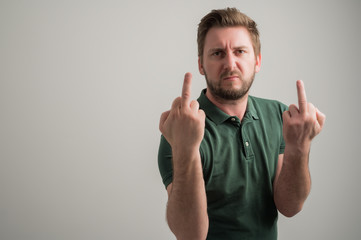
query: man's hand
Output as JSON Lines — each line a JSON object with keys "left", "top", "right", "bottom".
{"left": 282, "top": 80, "right": 326, "bottom": 151}
{"left": 275, "top": 80, "right": 326, "bottom": 217}
{"left": 159, "top": 73, "right": 209, "bottom": 239}
{"left": 159, "top": 73, "right": 206, "bottom": 152}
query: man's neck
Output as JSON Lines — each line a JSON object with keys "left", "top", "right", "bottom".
{"left": 206, "top": 89, "right": 248, "bottom": 121}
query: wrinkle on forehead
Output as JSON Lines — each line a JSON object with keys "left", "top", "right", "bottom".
{"left": 203, "top": 26, "right": 254, "bottom": 54}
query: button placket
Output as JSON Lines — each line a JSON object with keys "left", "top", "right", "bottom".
{"left": 239, "top": 112, "right": 255, "bottom": 159}
{"left": 240, "top": 126, "right": 252, "bottom": 158}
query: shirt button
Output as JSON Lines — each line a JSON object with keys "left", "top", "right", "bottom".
{"left": 231, "top": 117, "right": 236, "bottom": 121}
{"left": 245, "top": 141, "right": 249, "bottom": 147}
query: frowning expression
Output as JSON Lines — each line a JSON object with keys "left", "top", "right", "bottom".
{"left": 199, "top": 26, "right": 261, "bottom": 100}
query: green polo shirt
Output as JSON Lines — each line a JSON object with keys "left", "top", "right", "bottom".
{"left": 158, "top": 89, "right": 288, "bottom": 240}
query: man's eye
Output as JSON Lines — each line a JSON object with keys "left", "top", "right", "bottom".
{"left": 212, "top": 51, "right": 221, "bottom": 56}
{"left": 236, "top": 50, "right": 245, "bottom": 54}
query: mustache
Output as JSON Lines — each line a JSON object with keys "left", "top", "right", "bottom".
{"left": 220, "top": 70, "right": 242, "bottom": 79}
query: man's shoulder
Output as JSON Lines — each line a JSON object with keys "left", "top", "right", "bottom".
{"left": 249, "top": 95, "right": 286, "bottom": 105}
{"left": 249, "top": 95, "right": 288, "bottom": 111}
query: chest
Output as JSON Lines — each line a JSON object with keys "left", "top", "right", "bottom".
{"left": 200, "top": 120, "right": 281, "bottom": 205}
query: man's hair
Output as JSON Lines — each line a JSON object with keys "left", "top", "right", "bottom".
{"left": 197, "top": 8, "right": 260, "bottom": 59}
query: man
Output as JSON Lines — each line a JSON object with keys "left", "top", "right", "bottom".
{"left": 158, "top": 8, "right": 325, "bottom": 240}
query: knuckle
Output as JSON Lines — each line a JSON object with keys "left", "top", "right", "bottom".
{"left": 182, "top": 92, "right": 191, "bottom": 99}
{"left": 190, "top": 100, "right": 198, "bottom": 107}
{"left": 288, "top": 104, "right": 297, "bottom": 109}
{"left": 171, "top": 97, "right": 181, "bottom": 108}
{"left": 172, "top": 97, "right": 179, "bottom": 104}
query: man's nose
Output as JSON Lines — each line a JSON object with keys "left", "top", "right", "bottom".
{"left": 223, "top": 52, "right": 237, "bottom": 71}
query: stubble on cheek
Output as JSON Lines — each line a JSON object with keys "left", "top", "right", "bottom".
{"left": 204, "top": 69, "right": 255, "bottom": 101}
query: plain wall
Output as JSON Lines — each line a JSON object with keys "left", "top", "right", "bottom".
{"left": 1, "top": 0, "right": 360, "bottom": 239}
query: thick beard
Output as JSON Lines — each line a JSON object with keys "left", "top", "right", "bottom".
{"left": 205, "top": 70, "right": 255, "bottom": 101}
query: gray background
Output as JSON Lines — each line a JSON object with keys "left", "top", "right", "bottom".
{"left": 1, "top": 0, "right": 360, "bottom": 239}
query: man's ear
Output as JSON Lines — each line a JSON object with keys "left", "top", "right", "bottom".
{"left": 198, "top": 57, "right": 205, "bottom": 75}
{"left": 255, "top": 53, "right": 262, "bottom": 73}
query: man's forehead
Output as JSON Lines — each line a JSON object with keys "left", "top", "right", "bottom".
{"left": 204, "top": 26, "right": 252, "bottom": 48}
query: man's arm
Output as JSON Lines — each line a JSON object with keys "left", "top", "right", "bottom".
{"left": 274, "top": 152, "right": 311, "bottom": 217}
{"left": 166, "top": 150, "right": 208, "bottom": 240}
{"left": 274, "top": 80, "right": 325, "bottom": 217}
{"left": 159, "top": 73, "right": 208, "bottom": 240}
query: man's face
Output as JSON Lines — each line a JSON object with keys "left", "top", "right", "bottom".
{"left": 199, "top": 26, "right": 261, "bottom": 101}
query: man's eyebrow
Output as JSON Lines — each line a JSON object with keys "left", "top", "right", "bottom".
{"left": 208, "top": 48, "right": 224, "bottom": 54}
{"left": 207, "top": 46, "right": 249, "bottom": 54}
{"left": 233, "top": 45, "right": 249, "bottom": 50}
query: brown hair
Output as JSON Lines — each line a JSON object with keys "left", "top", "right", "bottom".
{"left": 197, "top": 8, "right": 260, "bottom": 59}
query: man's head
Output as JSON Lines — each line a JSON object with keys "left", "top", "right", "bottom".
{"left": 197, "top": 8, "right": 260, "bottom": 62}
{"left": 197, "top": 8, "right": 261, "bottom": 101}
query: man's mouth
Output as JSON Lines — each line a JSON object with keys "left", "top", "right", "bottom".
{"left": 223, "top": 75, "right": 240, "bottom": 81}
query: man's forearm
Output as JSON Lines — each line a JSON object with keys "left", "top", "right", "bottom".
{"left": 167, "top": 148, "right": 208, "bottom": 240}
{"left": 274, "top": 146, "right": 311, "bottom": 217}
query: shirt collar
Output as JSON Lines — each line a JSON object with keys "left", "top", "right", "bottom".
{"left": 246, "top": 96, "right": 259, "bottom": 120}
{"left": 197, "top": 89, "right": 259, "bottom": 125}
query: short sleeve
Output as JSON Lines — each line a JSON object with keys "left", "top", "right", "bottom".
{"left": 158, "top": 135, "right": 173, "bottom": 189}
{"left": 279, "top": 137, "right": 286, "bottom": 154}
{"left": 279, "top": 103, "right": 288, "bottom": 154}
